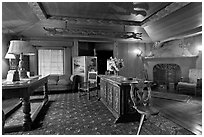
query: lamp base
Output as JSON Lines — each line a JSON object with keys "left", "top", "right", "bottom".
{"left": 13, "top": 70, "right": 20, "bottom": 81}
{"left": 6, "top": 70, "right": 20, "bottom": 82}
{"left": 19, "top": 70, "right": 28, "bottom": 79}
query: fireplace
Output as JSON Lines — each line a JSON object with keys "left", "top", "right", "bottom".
{"left": 153, "top": 64, "right": 181, "bottom": 85}
{"left": 144, "top": 56, "right": 198, "bottom": 91}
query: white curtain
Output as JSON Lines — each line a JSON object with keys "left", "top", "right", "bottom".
{"left": 38, "top": 49, "right": 64, "bottom": 76}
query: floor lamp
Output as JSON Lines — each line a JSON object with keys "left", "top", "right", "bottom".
{"left": 7, "top": 40, "right": 35, "bottom": 80}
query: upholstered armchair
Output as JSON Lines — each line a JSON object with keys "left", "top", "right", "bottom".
{"left": 177, "top": 69, "right": 202, "bottom": 96}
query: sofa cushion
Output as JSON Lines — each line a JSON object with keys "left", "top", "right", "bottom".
{"left": 48, "top": 79, "right": 58, "bottom": 85}
{"left": 59, "top": 75, "right": 68, "bottom": 80}
{"left": 48, "top": 75, "right": 59, "bottom": 85}
{"left": 58, "top": 79, "right": 69, "bottom": 85}
{"left": 49, "top": 75, "right": 59, "bottom": 80}
{"left": 58, "top": 75, "right": 70, "bottom": 85}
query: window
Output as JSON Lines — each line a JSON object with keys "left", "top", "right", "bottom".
{"left": 38, "top": 49, "right": 64, "bottom": 76}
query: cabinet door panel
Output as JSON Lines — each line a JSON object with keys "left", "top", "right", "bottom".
{"left": 113, "top": 85, "right": 120, "bottom": 113}
{"left": 100, "top": 79, "right": 107, "bottom": 102}
{"left": 107, "top": 83, "right": 113, "bottom": 108}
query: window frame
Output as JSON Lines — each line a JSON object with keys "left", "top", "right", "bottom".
{"left": 37, "top": 48, "right": 65, "bottom": 76}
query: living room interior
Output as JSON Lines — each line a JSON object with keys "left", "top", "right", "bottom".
{"left": 2, "top": 2, "right": 202, "bottom": 135}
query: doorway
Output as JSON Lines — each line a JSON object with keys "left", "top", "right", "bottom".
{"left": 96, "top": 50, "right": 113, "bottom": 75}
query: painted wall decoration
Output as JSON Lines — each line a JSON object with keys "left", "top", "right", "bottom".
{"left": 72, "top": 56, "right": 97, "bottom": 82}
{"left": 73, "top": 56, "right": 85, "bottom": 74}
{"left": 87, "top": 57, "right": 97, "bottom": 72}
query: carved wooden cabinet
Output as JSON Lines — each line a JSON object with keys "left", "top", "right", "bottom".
{"left": 98, "top": 75, "right": 143, "bottom": 123}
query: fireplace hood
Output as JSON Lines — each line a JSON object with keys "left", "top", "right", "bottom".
{"left": 144, "top": 55, "right": 198, "bottom": 61}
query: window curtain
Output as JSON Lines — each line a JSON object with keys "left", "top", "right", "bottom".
{"left": 38, "top": 49, "right": 64, "bottom": 76}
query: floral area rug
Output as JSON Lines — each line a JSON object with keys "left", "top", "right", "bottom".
{"left": 5, "top": 92, "right": 194, "bottom": 135}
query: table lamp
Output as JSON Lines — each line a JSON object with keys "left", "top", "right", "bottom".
{"left": 5, "top": 52, "right": 20, "bottom": 81}
{"left": 5, "top": 52, "right": 16, "bottom": 69}
{"left": 7, "top": 40, "right": 35, "bottom": 79}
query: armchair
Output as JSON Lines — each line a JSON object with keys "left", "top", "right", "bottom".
{"left": 177, "top": 69, "right": 202, "bottom": 96}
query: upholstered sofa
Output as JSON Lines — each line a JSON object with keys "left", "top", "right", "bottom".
{"left": 35, "top": 74, "right": 72, "bottom": 93}
{"left": 177, "top": 69, "right": 202, "bottom": 96}
{"left": 48, "top": 74, "right": 72, "bottom": 91}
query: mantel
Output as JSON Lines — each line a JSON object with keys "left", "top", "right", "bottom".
{"left": 144, "top": 55, "right": 198, "bottom": 61}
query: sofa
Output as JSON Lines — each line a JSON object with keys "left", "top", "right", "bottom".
{"left": 48, "top": 74, "right": 72, "bottom": 91}
{"left": 177, "top": 69, "right": 202, "bottom": 96}
{"left": 35, "top": 74, "right": 72, "bottom": 93}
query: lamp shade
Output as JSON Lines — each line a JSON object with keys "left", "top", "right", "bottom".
{"left": 5, "top": 52, "right": 16, "bottom": 59}
{"left": 8, "top": 40, "right": 35, "bottom": 55}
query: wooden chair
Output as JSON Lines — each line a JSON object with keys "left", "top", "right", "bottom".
{"left": 130, "top": 80, "right": 159, "bottom": 135}
{"left": 78, "top": 71, "right": 98, "bottom": 100}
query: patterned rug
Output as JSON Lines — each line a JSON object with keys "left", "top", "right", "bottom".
{"left": 4, "top": 92, "right": 194, "bottom": 135}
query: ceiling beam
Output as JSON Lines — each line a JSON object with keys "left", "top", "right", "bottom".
{"left": 141, "top": 2, "right": 190, "bottom": 27}
{"left": 161, "top": 26, "right": 202, "bottom": 43}
{"left": 49, "top": 16, "right": 141, "bottom": 27}
{"left": 28, "top": 2, "right": 47, "bottom": 20}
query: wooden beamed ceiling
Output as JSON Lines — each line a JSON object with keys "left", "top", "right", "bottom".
{"left": 2, "top": 2, "right": 202, "bottom": 43}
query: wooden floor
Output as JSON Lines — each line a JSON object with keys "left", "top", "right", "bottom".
{"left": 152, "top": 95, "right": 202, "bottom": 135}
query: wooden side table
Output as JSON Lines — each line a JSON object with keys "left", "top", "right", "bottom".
{"left": 2, "top": 75, "right": 49, "bottom": 132}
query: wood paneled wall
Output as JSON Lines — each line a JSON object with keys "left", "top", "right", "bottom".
{"left": 2, "top": 34, "right": 201, "bottom": 80}
{"left": 117, "top": 42, "right": 152, "bottom": 78}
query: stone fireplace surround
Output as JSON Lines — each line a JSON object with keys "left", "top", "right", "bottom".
{"left": 143, "top": 38, "right": 200, "bottom": 87}
{"left": 144, "top": 56, "right": 198, "bottom": 83}
{"left": 153, "top": 63, "right": 181, "bottom": 85}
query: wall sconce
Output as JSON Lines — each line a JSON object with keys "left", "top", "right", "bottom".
{"left": 7, "top": 40, "right": 35, "bottom": 80}
{"left": 133, "top": 49, "right": 142, "bottom": 57}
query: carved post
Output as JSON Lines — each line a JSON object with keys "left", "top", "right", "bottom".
{"left": 22, "top": 95, "right": 32, "bottom": 131}
{"left": 43, "top": 82, "right": 49, "bottom": 103}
